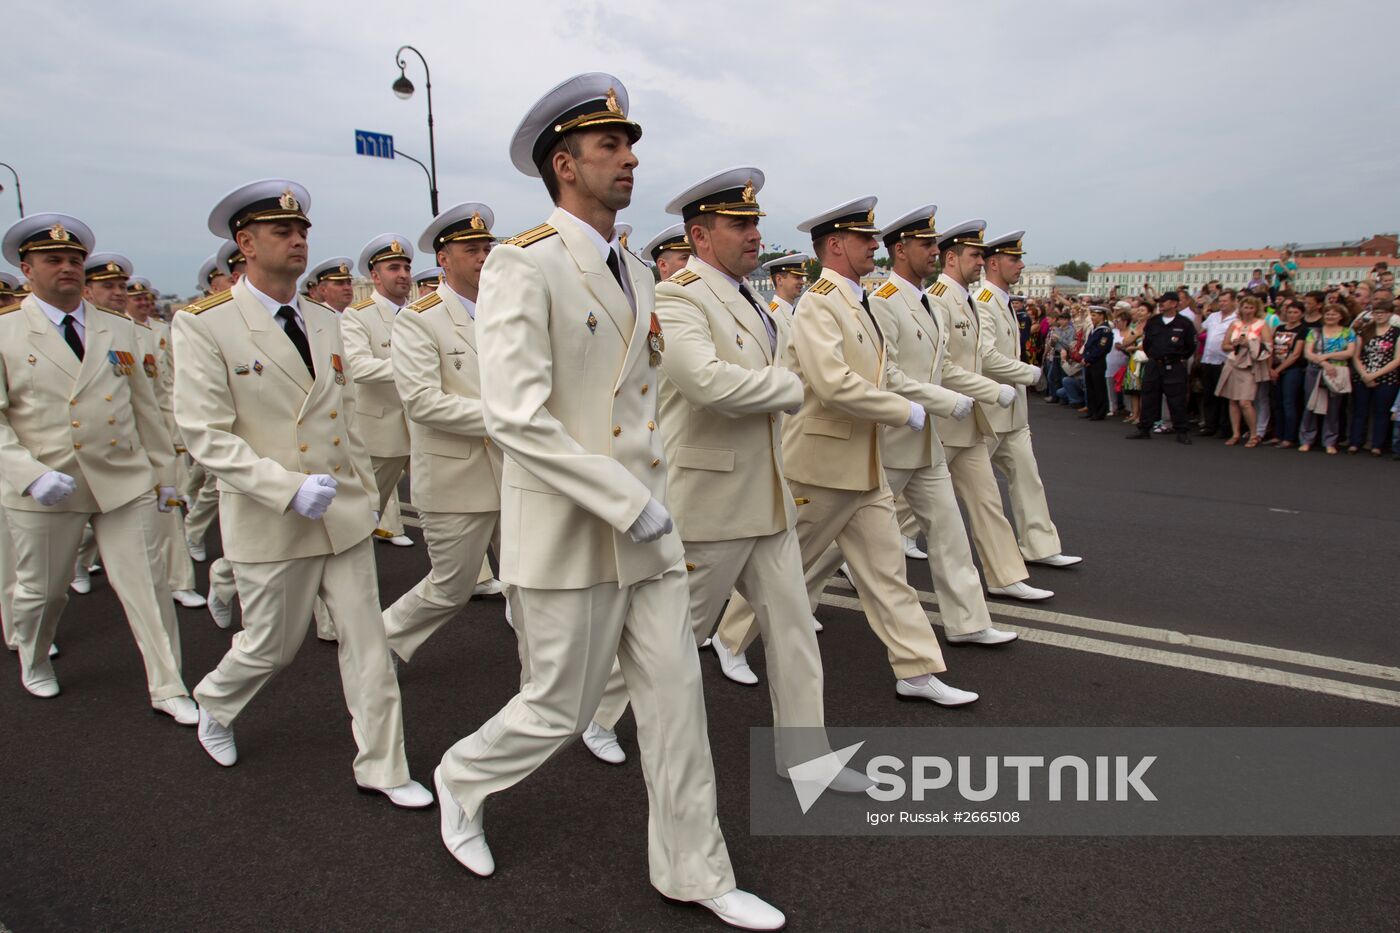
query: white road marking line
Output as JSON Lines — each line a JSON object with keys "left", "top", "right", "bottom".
{"left": 818, "top": 593, "right": 1400, "bottom": 709}
{"left": 826, "top": 579, "right": 1400, "bottom": 685}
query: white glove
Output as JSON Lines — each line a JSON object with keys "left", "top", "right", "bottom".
{"left": 627, "top": 497, "right": 674, "bottom": 544}
{"left": 26, "top": 471, "right": 76, "bottom": 507}
{"left": 156, "top": 485, "right": 179, "bottom": 512}
{"left": 290, "top": 474, "right": 338, "bottom": 520}
{"left": 996, "top": 384, "right": 1016, "bottom": 408}
{"left": 905, "top": 401, "right": 926, "bottom": 432}
{"left": 951, "top": 394, "right": 975, "bottom": 421}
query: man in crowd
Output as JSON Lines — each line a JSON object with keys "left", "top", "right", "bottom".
{"left": 762, "top": 252, "right": 809, "bottom": 318}
{"left": 1128, "top": 290, "right": 1197, "bottom": 444}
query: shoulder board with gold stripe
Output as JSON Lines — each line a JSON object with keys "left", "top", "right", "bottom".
{"left": 183, "top": 289, "right": 235, "bottom": 315}
{"left": 976, "top": 289, "right": 994, "bottom": 303}
{"left": 95, "top": 304, "right": 131, "bottom": 319}
{"left": 305, "top": 298, "right": 336, "bottom": 314}
{"left": 874, "top": 282, "right": 898, "bottom": 300}
{"left": 0, "top": 302, "right": 21, "bottom": 316}
{"left": 349, "top": 297, "right": 376, "bottom": 311}
{"left": 768, "top": 300, "right": 779, "bottom": 312}
{"left": 408, "top": 291, "right": 443, "bottom": 313}
{"left": 930, "top": 282, "right": 948, "bottom": 297}
{"left": 808, "top": 279, "right": 837, "bottom": 296}
{"left": 503, "top": 223, "right": 558, "bottom": 248}
{"left": 125, "top": 312, "right": 152, "bottom": 329}
{"left": 668, "top": 269, "right": 700, "bottom": 286}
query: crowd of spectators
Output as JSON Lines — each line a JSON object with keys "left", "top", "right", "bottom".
{"left": 1011, "top": 260, "right": 1400, "bottom": 457}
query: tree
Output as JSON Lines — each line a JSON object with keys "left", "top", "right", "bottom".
{"left": 1056, "top": 260, "right": 1091, "bottom": 281}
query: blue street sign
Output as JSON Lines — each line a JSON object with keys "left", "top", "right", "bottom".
{"left": 354, "top": 130, "right": 395, "bottom": 159}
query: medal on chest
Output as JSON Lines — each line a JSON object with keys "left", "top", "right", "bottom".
{"left": 142, "top": 354, "right": 157, "bottom": 379}
{"left": 330, "top": 353, "right": 345, "bottom": 384}
{"left": 107, "top": 349, "right": 134, "bottom": 376}
{"left": 648, "top": 312, "right": 665, "bottom": 367}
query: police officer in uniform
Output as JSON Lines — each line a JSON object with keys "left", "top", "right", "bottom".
{"left": 433, "top": 73, "right": 783, "bottom": 930}
{"left": 974, "top": 231, "right": 1082, "bottom": 567}
{"left": 305, "top": 257, "right": 355, "bottom": 312}
{"left": 175, "top": 179, "right": 430, "bottom": 807}
{"left": 642, "top": 223, "right": 691, "bottom": 280}
{"left": 0, "top": 214, "right": 193, "bottom": 720}
{"left": 1128, "top": 291, "right": 1196, "bottom": 443}
{"left": 761, "top": 252, "right": 809, "bottom": 318}
{"left": 381, "top": 202, "right": 506, "bottom": 662}
{"left": 125, "top": 272, "right": 206, "bottom": 609}
{"left": 413, "top": 267, "right": 443, "bottom": 292}
{"left": 344, "top": 233, "right": 415, "bottom": 547}
{"left": 712, "top": 197, "right": 980, "bottom": 706}
{"left": 926, "top": 220, "right": 1053, "bottom": 601}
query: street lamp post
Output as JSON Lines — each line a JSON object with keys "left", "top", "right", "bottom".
{"left": 0, "top": 162, "right": 23, "bottom": 219}
{"left": 392, "top": 45, "right": 439, "bottom": 217}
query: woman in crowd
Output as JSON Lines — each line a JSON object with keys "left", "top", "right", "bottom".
{"left": 1217, "top": 295, "right": 1273, "bottom": 447}
{"left": 1348, "top": 299, "right": 1400, "bottom": 455}
{"left": 1268, "top": 299, "right": 1311, "bottom": 448}
{"left": 1106, "top": 306, "right": 1131, "bottom": 416}
{"left": 1119, "top": 304, "right": 1149, "bottom": 425}
{"left": 1300, "top": 303, "right": 1358, "bottom": 454}
{"left": 1025, "top": 301, "right": 1046, "bottom": 367}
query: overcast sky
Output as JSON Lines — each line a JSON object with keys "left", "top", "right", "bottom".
{"left": 5, "top": 0, "right": 1397, "bottom": 294}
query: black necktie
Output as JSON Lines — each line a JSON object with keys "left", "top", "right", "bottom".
{"left": 738, "top": 285, "right": 777, "bottom": 353}
{"left": 61, "top": 314, "right": 84, "bottom": 361}
{"left": 919, "top": 293, "right": 932, "bottom": 315}
{"left": 276, "top": 306, "right": 314, "bottom": 376}
{"left": 859, "top": 292, "right": 883, "bottom": 346}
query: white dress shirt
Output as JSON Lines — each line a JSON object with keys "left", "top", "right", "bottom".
{"left": 1201, "top": 310, "right": 1237, "bottom": 365}
{"left": 558, "top": 207, "right": 633, "bottom": 308}
{"left": 440, "top": 282, "right": 476, "bottom": 319}
{"left": 243, "top": 277, "right": 304, "bottom": 329}
{"left": 34, "top": 295, "right": 86, "bottom": 344}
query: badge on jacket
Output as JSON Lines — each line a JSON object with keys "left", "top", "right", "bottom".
{"left": 142, "top": 354, "right": 157, "bottom": 378}
{"left": 648, "top": 312, "right": 665, "bottom": 367}
{"left": 331, "top": 353, "right": 345, "bottom": 384}
{"left": 586, "top": 311, "right": 598, "bottom": 334}
{"left": 108, "top": 349, "right": 133, "bottom": 376}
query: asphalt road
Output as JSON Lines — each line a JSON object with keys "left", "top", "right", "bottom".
{"left": 3, "top": 401, "right": 1398, "bottom": 932}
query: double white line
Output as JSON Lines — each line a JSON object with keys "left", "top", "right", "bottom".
{"left": 820, "top": 580, "right": 1400, "bottom": 709}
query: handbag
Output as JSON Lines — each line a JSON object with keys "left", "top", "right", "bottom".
{"left": 1320, "top": 363, "right": 1352, "bottom": 395}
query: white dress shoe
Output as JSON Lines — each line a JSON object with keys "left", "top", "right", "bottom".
{"left": 902, "top": 535, "right": 928, "bottom": 560}
{"left": 582, "top": 721, "right": 626, "bottom": 764}
{"left": 946, "top": 627, "right": 1018, "bottom": 646}
{"left": 384, "top": 534, "right": 414, "bottom": 547}
{"left": 69, "top": 566, "right": 92, "bottom": 595}
{"left": 187, "top": 540, "right": 207, "bottom": 562}
{"left": 895, "top": 676, "right": 979, "bottom": 706}
{"left": 694, "top": 889, "right": 786, "bottom": 931}
{"left": 1030, "top": 553, "right": 1082, "bottom": 568}
{"left": 473, "top": 578, "right": 503, "bottom": 597}
{"left": 700, "top": 636, "right": 712, "bottom": 648}
{"left": 987, "top": 581, "right": 1053, "bottom": 601}
{"left": 172, "top": 589, "right": 208, "bottom": 609}
{"left": 21, "top": 662, "right": 61, "bottom": 698}
{"left": 713, "top": 638, "right": 758, "bottom": 685}
{"left": 358, "top": 778, "right": 434, "bottom": 809}
{"left": 197, "top": 708, "right": 237, "bottom": 766}
{"left": 152, "top": 696, "right": 199, "bottom": 725}
{"left": 434, "top": 766, "right": 494, "bottom": 876}
{"left": 207, "top": 591, "right": 232, "bottom": 629}
{"left": 49, "top": 642, "right": 59, "bottom": 659}
{"left": 811, "top": 615, "right": 823, "bottom": 633}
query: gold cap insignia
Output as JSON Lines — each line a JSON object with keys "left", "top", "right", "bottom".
{"left": 928, "top": 210, "right": 937, "bottom": 229}
{"left": 866, "top": 208, "right": 875, "bottom": 225}
{"left": 50, "top": 223, "right": 70, "bottom": 242}
{"left": 390, "top": 239, "right": 403, "bottom": 254}
{"left": 338, "top": 263, "right": 349, "bottom": 275}
{"left": 742, "top": 180, "right": 756, "bottom": 204}
{"left": 605, "top": 87, "right": 622, "bottom": 116}
{"left": 106, "top": 261, "right": 120, "bottom": 273}
{"left": 469, "top": 211, "right": 485, "bottom": 231}
{"left": 279, "top": 189, "right": 300, "bottom": 211}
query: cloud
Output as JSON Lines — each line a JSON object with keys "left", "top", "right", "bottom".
{"left": 3, "top": 0, "right": 1396, "bottom": 292}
